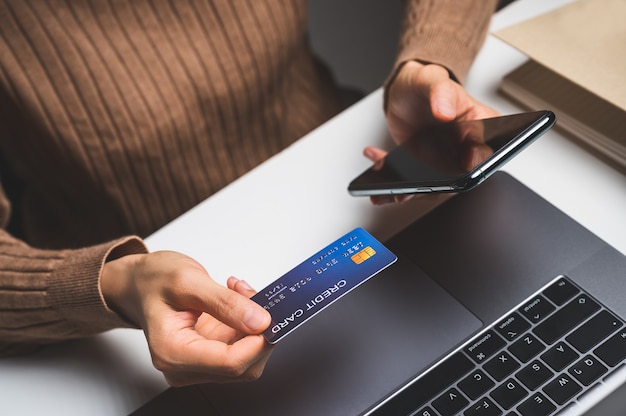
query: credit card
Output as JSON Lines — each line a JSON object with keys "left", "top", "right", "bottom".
{"left": 251, "top": 227, "right": 397, "bottom": 343}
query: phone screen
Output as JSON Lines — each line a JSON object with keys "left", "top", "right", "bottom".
{"left": 348, "top": 111, "right": 555, "bottom": 196}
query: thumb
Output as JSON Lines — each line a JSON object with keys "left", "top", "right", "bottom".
{"left": 429, "top": 78, "right": 459, "bottom": 122}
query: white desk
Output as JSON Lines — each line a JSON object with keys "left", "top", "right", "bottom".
{"left": 1, "top": 1, "right": 624, "bottom": 415}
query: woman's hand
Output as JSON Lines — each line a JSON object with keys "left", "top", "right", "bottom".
{"left": 366, "top": 61, "right": 500, "bottom": 205}
{"left": 386, "top": 61, "right": 499, "bottom": 144}
{"left": 101, "top": 251, "right": 273, "bottom": 387}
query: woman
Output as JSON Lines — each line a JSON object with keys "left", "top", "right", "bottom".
{"left": 0, "top": 0, "right": 498, "bottom": 386}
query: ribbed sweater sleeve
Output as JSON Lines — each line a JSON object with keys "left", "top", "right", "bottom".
{"left": 398, "top": 0, "right": 498, "bottom": 82}
{"left": 384, "top": 0, "right": 499, "bottom": 108}
{"left": 0, "top": 184, "right": 147, "bottom": 355}
{"left": 0, "top": 235, "right": 147, "bottom": 356}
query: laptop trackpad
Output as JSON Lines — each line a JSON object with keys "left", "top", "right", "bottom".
{"left": 202, "top": 256, "right": 482, "bottom": 415}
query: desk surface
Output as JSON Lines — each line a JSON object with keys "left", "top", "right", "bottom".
{"left": 2, "top": 1, "right": 625, "bottom": 415}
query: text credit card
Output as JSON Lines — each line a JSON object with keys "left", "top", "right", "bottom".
{"left": 251, "top": 227, "right": 397, "bottom": 343}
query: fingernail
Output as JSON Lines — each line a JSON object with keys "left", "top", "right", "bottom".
{"left": 238, "top": 279, "right": 254, "bottom": 291}
{"left": 244, "top": 306, "right": 269, "bottom": 331}
{"left": 435, "top": 98, "right": 456, "bottom": 120}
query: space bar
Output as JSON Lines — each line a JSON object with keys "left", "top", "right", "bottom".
{"left": 367, "top": 351, "right": 474, "bottom": 416}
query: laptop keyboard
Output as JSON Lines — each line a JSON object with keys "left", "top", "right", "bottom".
{"left": 367, "top": 276, "right": 626, "bottom": 416}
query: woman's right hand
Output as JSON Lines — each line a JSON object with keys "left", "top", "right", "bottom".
{"left": 100, "top": 250, "right": 274, "bottom": 387}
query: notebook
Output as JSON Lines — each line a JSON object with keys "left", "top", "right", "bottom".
{"left": 494, "top": 0, "right": 626, "bottom": 169}
{"left": 131, "top": 172, "right": 626, "bottom": 416}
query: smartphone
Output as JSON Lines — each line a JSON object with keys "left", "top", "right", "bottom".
{"left": 348, "top": 110, "right": 556, "bottom": 196}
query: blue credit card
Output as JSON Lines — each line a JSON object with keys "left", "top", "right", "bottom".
{"left": 251, "top": 227, "right": 397, "bottom": 343}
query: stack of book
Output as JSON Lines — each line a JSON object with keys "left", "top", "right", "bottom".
{"left": 494, "top": 0, "right": 626, "bottom": 168}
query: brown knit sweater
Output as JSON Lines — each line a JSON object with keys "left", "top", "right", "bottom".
{"left": 0, "top": 0, "right": 497, "bottom": 355}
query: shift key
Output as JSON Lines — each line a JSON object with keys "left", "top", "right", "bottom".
{"left": 533, "top": 294, "right": 599, "bottom": 344}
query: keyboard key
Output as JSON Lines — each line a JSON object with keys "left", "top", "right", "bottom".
{"left": 543, "top": 277, "right": 579, "bottom": 305}
{"left": 516, "top": 360, "right": 554, "bottom": 390}
{"left": 541, "top": 342, "right": 578, "bottom": 372}
{"left": 368, "top": 352, "right": 474, "bottom": 416}
{"left": 485, "top": 351, "right": 520, "bottom": 382}
{"left": 542, "top": 374, "right": 581, "bottom": 405}
{"left": 464, "top": 397, "right": 501, "bottom": 416}
{"left": 519, "top": 295, "right": 555, "bottom": 323}
{"left": 569, "top": 355, "right": 608, "bottom": 386}
{"left": 594, "top": 330, "right": 626, "bottom": 366}
{"left": 458, "top": 370, "right": 495, "bottom": 400}
{"left": 516, "top": 393, "right": 556, "bottom": 416}
{"left": 509, "top": 333, "right": 545, "bottom": 363}
{"left": 412, "top": 406, "right": 436, "bottom": 416}
{"left": 495, "top": 312, "right": 531, "bottom": 341}
{"left": 465, "top": 330, "right": 506, "bottom": 364}
{"left": 432, "top": 388, "right": 468, "bottom": 416}
{"left": 533, "top": 294, "right": 600, "bottom": 344}
{"left": 490, "top": 378, "right": 528, "bottom": 410}
{"left": 566, "top": 310, "right": 623, "bottom": 353}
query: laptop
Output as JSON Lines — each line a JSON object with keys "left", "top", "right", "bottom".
{"left": 132, "top": 172, "right": 626, "bottom": 416}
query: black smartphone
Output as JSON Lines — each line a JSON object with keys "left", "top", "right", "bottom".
{"left": 348, "top": 110, "right": 556, "bottom": 196}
